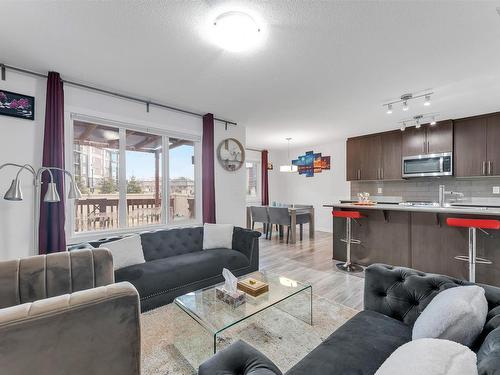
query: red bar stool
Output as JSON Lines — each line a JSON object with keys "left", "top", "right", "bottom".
{"left": 446, "top": 217, "right": 500, "bottom": 282}
{"left": 332, "top": 210, "right": 364, "bottom": 273}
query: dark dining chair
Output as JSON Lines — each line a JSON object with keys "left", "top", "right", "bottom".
{"left": 250, "top": 206, "right": 270, "bottom": 239}
{"left": 268, "top": 207, "right": 293, "bottom": 243}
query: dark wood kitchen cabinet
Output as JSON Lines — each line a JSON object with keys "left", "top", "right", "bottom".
{"left": 381, "top": 130, "right": 402, "bottom": 180}
{"left": 454, "top": 113, "right": 500, "bottom": 177}
{"left": 402, "top": 120, "right": 453, "bottom": 156}
{"left": 347, "top": 131, "right": 401, "bottom": 181}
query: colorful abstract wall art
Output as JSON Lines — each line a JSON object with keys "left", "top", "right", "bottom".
{"left": 0, "top": 90, "right": 35, "bottom": 120}
{"left": 292, "top": 151, "right": 330, "bottom": 177}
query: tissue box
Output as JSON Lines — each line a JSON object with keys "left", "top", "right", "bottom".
{"left": 215, "top": 287, "right": 246, "bottom": 308}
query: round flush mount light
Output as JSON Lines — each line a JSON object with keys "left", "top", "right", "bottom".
{"left": 212, "top": 11, "right": 262, "bottom": 52}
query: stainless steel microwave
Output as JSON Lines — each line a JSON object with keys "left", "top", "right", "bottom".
{"left": 402, "top": 152, "right": 453, "bottom": 178}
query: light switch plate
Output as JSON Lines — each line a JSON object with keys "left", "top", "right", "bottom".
{"left": 493, "top": 186, "right": 500, "bottom": 194}
{"left": 377, "top": 187, "right": 383, "bottom": 194}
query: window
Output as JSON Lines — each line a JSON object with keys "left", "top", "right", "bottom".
{"left": 246, "top": 160, "right": 261, "bottom": 203}
{"left": 71, "top": 118, "right": 198, "bottom": 235}
{"left": 169, "top": 138, "right": 195, "bottom": 221}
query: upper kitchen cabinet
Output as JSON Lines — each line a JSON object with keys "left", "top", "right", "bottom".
{"left": 454, "top": 116, "right": 488, "bottom": 177}
{"left": 346, "top": 131, "right": 401, "bottom": 181}
{"left": 381, "top": 130, "right": 402, "bottom": 180}
{"left": 402, "top": 121, "right": 453, "bottom": 157}
{"left": 486, "top": 113, "right": 500, "bottom": 176}
{"left": 346, "top": 137, "right": 362, "bottom": 181}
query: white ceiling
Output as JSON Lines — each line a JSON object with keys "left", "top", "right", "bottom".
{"left": 1, "top": 1, "right": 500, "bottom": 149}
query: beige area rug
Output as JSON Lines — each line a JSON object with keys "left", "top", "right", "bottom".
{"left": 141, "top": 295, "right": 358, "bottom": 374}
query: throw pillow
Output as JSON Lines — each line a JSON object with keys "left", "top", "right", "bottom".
{"left": 412, "top": 285, "right": 488, "bottom": 347}
{"left": 375, "top": 338, "right": 478, "bottom": 375}
{"left": 203, "top": 224, "right": 234, "bottom": 250}
{"left": 100, "top": 235, "right": 146, "bottom": 270}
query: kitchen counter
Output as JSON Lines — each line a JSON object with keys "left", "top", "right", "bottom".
{"left": 326, "top": 201, "right": 500, "bottom": 286}
{"left": 324, "top": 202, "right": 500, "bottom": 216}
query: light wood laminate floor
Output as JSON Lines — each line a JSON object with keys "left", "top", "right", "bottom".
{"left": 259, "top": 228, "right": 364, "bottom": 311}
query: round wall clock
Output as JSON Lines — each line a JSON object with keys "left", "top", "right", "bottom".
{"left": 217, "top": 138, "right": 245, "bottom": 171}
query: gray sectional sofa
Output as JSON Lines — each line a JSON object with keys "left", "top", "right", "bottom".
{"left": 70, "top": 226, "right": 260, "bottom": 311}
{"left": 199, "top": 264, "right": 500, "bottom": 375}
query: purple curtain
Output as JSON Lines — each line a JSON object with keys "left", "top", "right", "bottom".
{"left": 39, "top": 72, "right": 66, "bottom": 254}
{"left": 261, "top": 150, "right": 269, "bottom": 206}
{"left": 202, "top": 113, "right": 216, "bottom": 223}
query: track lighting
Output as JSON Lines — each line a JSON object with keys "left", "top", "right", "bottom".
{"left": 383, "top": 91, "right": 433, "bottom": 115}
{"left": 398, "top": 113, "right": 437, "bottom": 131}
{"left": 430, "top": 117, "right": 437, "bottom": 125}
{"left": 400, "top": 122, "right": 406, "bottom": 132}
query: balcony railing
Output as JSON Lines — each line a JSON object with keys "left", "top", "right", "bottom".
{"left": 75, "top": 194, "right": 195, "bottom": 232}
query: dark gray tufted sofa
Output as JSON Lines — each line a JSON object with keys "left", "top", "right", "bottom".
{"left": 70, "top": 226, "right": 260, "bottom": 312}
{"left": 199, "top": 264, "right": 500, "bottom": 375}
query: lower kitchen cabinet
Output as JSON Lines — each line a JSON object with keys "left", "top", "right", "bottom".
{"left": 332, "top": 209, "right": 500, "bottom": 286}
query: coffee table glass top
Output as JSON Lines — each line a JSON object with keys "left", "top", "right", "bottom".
{"left": 174, "top": 271, "right": 311, "bottom": 334}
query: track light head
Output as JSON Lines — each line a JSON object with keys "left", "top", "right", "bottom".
{"left": 424, "top": 95, "right": 431, "bottom": 106}
{"left": 386, "top": 104, "right": 393, "bottom": 114}
{"left": 402, "top": 100, "right": 409, "bottom": 111}
{"left": 401, "top": 122, "right": 406, "bottom": 132}
{"left": 430, "top": 117, "right": 437, "bottom": 126}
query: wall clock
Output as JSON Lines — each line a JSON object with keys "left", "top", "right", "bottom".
{"left": 217, "top": 138, "right": 245, "bottom": 171}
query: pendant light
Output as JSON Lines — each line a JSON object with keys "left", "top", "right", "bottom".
{"left": 280, "top": 138, "right": 298, "bottom": 173}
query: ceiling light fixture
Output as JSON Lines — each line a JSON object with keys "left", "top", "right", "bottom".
{"left": 386, "top": 104, "right": 393, "bottom": 114}
{"left": 401, "top": 122, "right": 406, "bottom": 132}
{"left": 414, "top": 115, "right": 423, "bottom": 129}
{"left": 212, "top": 11, "right": 262, "bottom": 52}
{"left": 424, "top": 95, "right": 431, "bottom": 106}
{"left": 280, "top": 138, "right": 298, "bottom": 173}
{"left": 398, "top": 113, "right": 438, "bottom": 130}
{"left": 430, "top": 117, "right": 437, "bottom": 126}
{"left": 402, "top": 100, "right": 409, "bottom": 111}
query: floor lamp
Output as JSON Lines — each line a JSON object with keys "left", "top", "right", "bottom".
{"left": 0, "top": 163, "right": 82, "bottom": 253}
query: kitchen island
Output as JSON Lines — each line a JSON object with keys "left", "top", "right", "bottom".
{"left": 325, "top": 202, "right": 500, "bottom": 286}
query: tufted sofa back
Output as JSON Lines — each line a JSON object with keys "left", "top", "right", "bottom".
{"left": 364, "top": 264, "right": 500, "bottom": 373}
{"left": 140, "top": 227, "right": 203, "bottom": 261}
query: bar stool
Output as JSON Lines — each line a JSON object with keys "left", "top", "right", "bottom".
{"left": 446, "top": 217, "right": 500, "bottom": 282}
{"left": 332, "top": 210, "right": 364, "bottom": 273}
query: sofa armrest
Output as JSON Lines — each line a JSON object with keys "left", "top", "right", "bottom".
{"left": 232, "top": 227, "right": 261, "bottom": 269}
{"left": 364, "top": 263, "right": 469, "bottom": 326}
{"left": 199, "top": 340, "right": 282, "bottom": 375}
{"left": 0, "top": 282, "right": 141, "bottom": 375}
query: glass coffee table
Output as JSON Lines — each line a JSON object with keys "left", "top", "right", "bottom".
{"left": 174, "top": 271, "right": 312, "bottom": 367}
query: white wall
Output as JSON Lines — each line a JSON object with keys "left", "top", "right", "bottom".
{"left": 214, "top": 124, "right": 246, "bottom": 227}
{"left": 267, "top": 139, "right": 350, "bottom": 232}
{"left": 0, "top": 72, "right": 246, "bottom": 260}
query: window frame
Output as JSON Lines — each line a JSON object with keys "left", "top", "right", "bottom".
{"left": 66, "top": 113, "right": 202, "bottom": 243}
{"left": 245, "top": 158, "right": 261, "bottom": 205}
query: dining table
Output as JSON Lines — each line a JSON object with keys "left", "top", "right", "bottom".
{"left": 246, "top": 205, "right": 315, "bottom": 244}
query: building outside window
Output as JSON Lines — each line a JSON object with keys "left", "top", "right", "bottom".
{"left": 246, "top": 160, "right": 261, "bottom": 204}
{"left": 71, "top": 118, "right": 198, "bottom": 235}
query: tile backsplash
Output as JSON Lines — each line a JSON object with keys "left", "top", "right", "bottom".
{"left": 351, "top": 177, "right": 500, "bottom": 203}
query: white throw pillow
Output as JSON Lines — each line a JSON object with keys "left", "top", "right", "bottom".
{"left": 412, "top": 285, "right": 488, "bottom": 347}
{"left": 100, "top": 235, "right": 146, "bottom": 270}
{"left": 375, "top": 338, "right": 478, "bottom": 375}
{"left": 203, "top": 224, "right": 234, "bottom": 250}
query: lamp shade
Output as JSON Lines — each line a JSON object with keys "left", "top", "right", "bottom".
{"left": 4, "top": 179, "right": 23, "bottom": 201}
{"left": 68, "top": 180, "right": 82, "bottom": 199}
{"left": 279, "top": 164, "right": 298, "bottom": 173}
{"left": 43, "top": 182, "right": 61, "bottom": 203}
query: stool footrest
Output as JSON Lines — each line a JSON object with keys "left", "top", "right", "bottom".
{"left": 454, "top": 255, "right": 493, "bottom": 265}
{"left": 340, "top": 238, "right": 361, "bottom": 245}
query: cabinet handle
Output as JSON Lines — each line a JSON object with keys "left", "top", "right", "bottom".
{"left": 381, "top": 168, "right": 384, "bottom": 179}
{"left": 482, "top": 161, "right": 486, "bottom": 175}
{"left": 488, "top": 161, "right": 492, "bottom": 175}
{"left": 427, "top": 141, "right": 430, "bottom": 154}
{"left": 358, "top": 169, "right": 361, "bottom": 180}
{"left": 423, "top": 140, "right": 426, "bottom": 154}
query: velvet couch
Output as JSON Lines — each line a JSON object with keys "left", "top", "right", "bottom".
{"left": 70, "top": 226, "right": 260, "bottom": 312}
{"left": 0, "top": 249, "right": 141, "bottom": 375}
{"left": 199, "top": 264, "right": 500, "bottom": 375}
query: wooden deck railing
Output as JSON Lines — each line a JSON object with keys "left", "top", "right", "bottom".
{"left": 75, "top": 196, "right": 195, "bottom": 232}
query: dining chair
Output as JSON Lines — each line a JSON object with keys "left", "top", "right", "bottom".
{"left": 250, "top": 206, "right": 271, "bottom": 239}
{"left": 268, "top": 207, "right": 293, "bottom": 243}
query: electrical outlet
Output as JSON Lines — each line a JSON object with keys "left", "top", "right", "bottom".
{"left": 377, "top": 187, "right": 383, "bottom": 194}
{"left": 493, "top": 186, "right": 500, "bottom": 194}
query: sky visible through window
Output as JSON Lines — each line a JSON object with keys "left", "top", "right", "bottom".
{"left": 126, "top": 144, "right": 194, "bottom": 179}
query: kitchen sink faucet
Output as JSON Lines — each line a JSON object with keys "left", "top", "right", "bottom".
{"left": 438, "top": 185, "right": 465, "bottom": 207}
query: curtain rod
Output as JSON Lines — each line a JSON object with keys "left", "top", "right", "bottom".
{"left": 246, "top": 147, "right": 265, "bottom": 152}
{"left": 0, "top": 63, "right": 237, "bottom": 126}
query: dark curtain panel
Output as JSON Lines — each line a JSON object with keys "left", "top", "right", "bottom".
{"left": 202, "top": 113, "right": 216, "bottom": 223}
{"left": 261, "top": 150, "right": 269, "bottom": 206}
{"left": 39, "top": 72, "right": 66, "bottom": 254}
